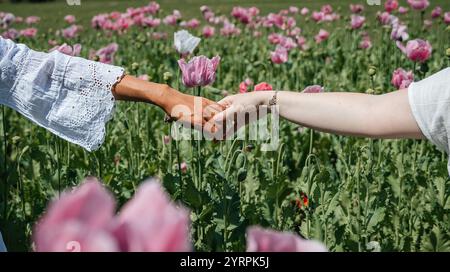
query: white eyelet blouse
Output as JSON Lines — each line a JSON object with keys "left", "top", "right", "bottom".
{"left": 0, "top": 37, "right": 125, "bottom": 151}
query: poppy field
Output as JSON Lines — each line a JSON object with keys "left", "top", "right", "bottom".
{"left": 1, "top": 0, "right": 450, "bottom": 252}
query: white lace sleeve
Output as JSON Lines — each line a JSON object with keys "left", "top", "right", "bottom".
{"left": 0, "top": 37, "right": 124, "bottom": 151}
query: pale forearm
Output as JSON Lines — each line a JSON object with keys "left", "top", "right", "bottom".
{"left": 258, "top": 89, "right": 424, "bottom": 139}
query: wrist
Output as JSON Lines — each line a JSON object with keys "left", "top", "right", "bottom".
{"left": 157, "top": 85, "right": 179, "bottom": 114}
{"left": 256, "top": 91, "right": 277, "bottom": 106}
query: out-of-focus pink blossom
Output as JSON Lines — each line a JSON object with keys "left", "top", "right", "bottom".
{"left": 314, "top": 29, "right": 330, "bottom": 43}
{"left": 385, "top": 0, "right": 399, "bottom": 13}
{"left": 200, "top": 5, "right": 210, "bottom": 13}
{"left": 178, "top": 55, "right": 220, "bottom": 88}
{"left": 359, "top": 35, "right": 372, "bottom": 49}
{"left": 391, "top": 23, "right": 409, "bottom": 41}
{"left": 25, "top": 16, "right": 40, "bottom": 25}
{"left": 163, "top": 15, "right": 178, "bottom": 26}
{"left": 151, "top": 32, "right": 168, "bottom": 40}
{"left": 146, "top": 1, "right": 160, "bottom": 15}
{"left": 1, "top": 28, "right": 19, "bottom": 40}
{"left": 220, "top": 21, "right": 241, "bottom": 36}
{"left": 163, "top": 135, "right": 171, "bottom": 145}
{"left": 350, "top": 4, "right": 364, "bottom": 14}
{"left": 445, "top": 12, "right": 450, "bottom": 24}
{"left": 34, "top": 178, "right": 191, "bottom": 252}
{"left": 300, "top": 8, "right": 309, "bottom": 16}
{"left": 50, "top": 43, "right": 82, "bottom": 57}
{"left": 113, "top": 180, "right": 191, "bottom": 252}
{"left": 182, "top": 18, "right": 200, "bottom": 29}
{"left": 270, "top": 45, "right": 288, "bottom": 64}
{"left": 202, "top": 26, "right": 215, "bottom": 38}
{"left": 142, "top": 17, "right": 161, "bottom": 28}
{"left": 138, "top": 74, "right": 149, "bottom": 81}
{"left": 287, "top": 27, "right": 301, "bottom": 37}
{"left": 377, "top": 11, "right": 393, "bottom": 25}
{"left": 231, "top": 6, "right": 252, "bottom": 24}
{"left": 423, "top": 19, "right": 432, "bottom": 28}
{"left": 246, "top": 227, "right": 327, "bottom": 252}
{"left": 321, "top": 5, "right": 333, "bottom": 15}
{"left": 397, "top": 39, "right": 432, "bottom": 62}
{"left": 391, "top": 68, "right": 414, "bottom": 89}
{"left": 244, "top": 78, "right": 253, "bottom": 86}
{"left": 34, "top": 178, "right": 118, "bottom": 252}
{"left": 62, "top": 25, "right": 82, "bottom": 39}
{"left": 289, "top": 6, "right": 299, "bottom": 14}
{"left": 1, "top": 13, "right": 15, "bottom": 28}
{"left": 351, "top": 15, "right": 365, "bottom": 29}
{"left": 180, "top": 162, "right": 188, "bottom": 174}
{"left": 48, "top": 39, "right": 58, "bottom": 46}
{"left": 90, "top": 43, "right": 119, "bottom": 64}
{"left": 266, "top": 13, "right": 284, "bottom": 28}
{"left": 239, "top": 82, "right": 248, "bottom": 93}
{"left": 64, "top": 15, "right": 76, "bottom": 24}
{"left": 431, "top": 7, "right": 442, "bottom": 19}
{"left": 20, "top": 27, "right": 37, "bottom": 38}
{"left": 398, "top": 7, "right": 409, "bottom": 14}
{"left": 268, "top": 33, "right": 282, "bottom": 44}
{"left": 311, "top": 11, "right": 324, "bottom": 22}
{"left": 407, "top": 0, "right": 429, "bottom": 11}
{"left": 254, "top": 82, "right": 273, "bottom": 91}
{"left": 302, "top": 85, "right": 324, "bottom": 93}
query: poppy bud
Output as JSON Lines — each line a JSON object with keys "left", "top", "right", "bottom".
{"left": 237, "top": 168, "right": 247, "bottom": 182}
{"left": 235, "top": 153, "right": 246, "bottom": 168}
{"left": 368, "top": 66, "right": 377, "bottom": 76}
{"left": 131, "top": 62, "right": 139, "bottom": 71}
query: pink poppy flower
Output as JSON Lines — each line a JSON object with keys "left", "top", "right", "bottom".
{"left": 202, "top": 25, "right": 215, "bottom": 38}
{"left": 445, "top": 12, "right": 450, "bottom": 24}
{"left": 321, "top": 5, "right": 333, "bottom": 15}
{"left": 50, "top": 43, "right": 82, "bottom": 57}
{"left": 300, "top": 8, "right": 309, "bottom": 16}
{"left": 270, "top": 45, "right": 288, "bottom": 64}
{"left": 1, "top": 28, "right": 19, "bottom": 40}
{"left": 391, "top": 68, "right": 414, "bottom": 89}
{"left": 350, "top": 4, "right": 364, "bottom": 14}
{"left": 377, "top": 11, "right": 393, "bottom": 25}
{"left": 398, "top": 39, "right": 432, "bottom": 62}
{"left": 359, "top": 35, "right": 372, "bottom": 49}
{"left": 314, "top": 29, "right": 330, "bottom": 43}
{"left": 385, "top": 0, "right": 399, "bottom": 13}
{"left": 431, "top": 6, "right": 442, "bottom": 18}
{"left": 254, "top": 82, "right": 273, "bottom": 91}
{"left": 302, "top": 85, "right": 324, "bottom": 93}
{"left": 19, "top": 27, "right": 37, "bottom": 38}
{"left": 398, "top": 7, "right": 409, "bottom": 14}
{"left": 62, "top": 25, "right": 82, "bottom": 39}
{"left": 34, "top": 178, "right": 191, "bottom": 252}
{"left": 239, "top": 82, "right": 248, "bottom": 93}
{"left": 289, "top": 6, "right": 299, "bottom": 14}
{"left": 351, "top": 15, "right": 365, "bottom": 29}
{"left": 178, "top": 55, "right": 220, "bottom": 88}
{"left": 180, "top": 162, "right": 188, "bottom": 174}
{"left": 90, "top": 43, "right": 119, "bottom": 64}
{"left": 25, "top": 16, "right": 40, "bottom": 25}
{"left": 407, "top": 0, "right": 429, "bottom": 11}
{"left": 64, "top": 15, "right": 76, "bottom": 24}
{"left": 246, "top": 227, "right": 327, "bottom": 252}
